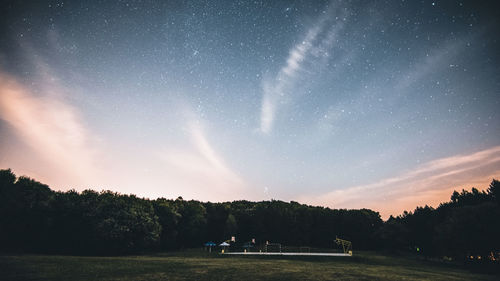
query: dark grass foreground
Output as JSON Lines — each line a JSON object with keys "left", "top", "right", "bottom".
{"left": 0, "top": 251, "right": 497, "bottom": 281}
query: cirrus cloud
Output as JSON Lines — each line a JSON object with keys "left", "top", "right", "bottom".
{"left": 298, "top": 146, "right": 500, "bottom": 219}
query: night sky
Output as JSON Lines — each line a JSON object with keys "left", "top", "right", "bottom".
{"left": 1, "top": 0, "right": 499, "bottom": 218}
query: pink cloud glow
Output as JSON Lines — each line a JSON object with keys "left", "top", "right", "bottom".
{"left": 299, "top": 146, "right": 500, "bottom": 219}
{"left": 0, "top": 71, "right": 102, "bottom": 188}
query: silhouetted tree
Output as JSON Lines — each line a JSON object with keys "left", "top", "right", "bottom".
{"left": 0, "top": 168, "right": 498, "bottom": 262}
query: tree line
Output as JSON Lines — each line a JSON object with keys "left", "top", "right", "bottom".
{"left": 0, "top": 168, "right": 498, "bottom": 263}
{"left": 379, "top": 182, "right": 500, "bottom": 261}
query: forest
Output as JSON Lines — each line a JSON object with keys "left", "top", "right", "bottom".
{"left": 0, "top": 168, "right": 498, "bottom": 263}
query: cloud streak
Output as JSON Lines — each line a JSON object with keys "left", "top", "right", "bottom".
{"left": 259, "top": 6, "right": 345, "bottom": 134}
{"left": 158, "top": 120, "right": 246, "bottom": 201}
{"left": 395, "top": 37, "right": 470, "bottom": 92}
{"left": 0, "top": 71, "right": 101, "bottom": 188}
{"left": 299, "top": 146, "right": 500, "bottom": 218}
{"left": 0, "top": 71, "right": 247, "bottom": 201}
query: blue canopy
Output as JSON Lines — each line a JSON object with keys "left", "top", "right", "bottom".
{"left": 204, "top": 241, "right": 216, "bottom": 247}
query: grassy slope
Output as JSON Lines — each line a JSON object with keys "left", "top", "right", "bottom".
{"left": 0, "top": 251, "right": 497, "bottom": 281}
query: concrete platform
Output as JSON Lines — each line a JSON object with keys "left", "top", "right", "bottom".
{"left": 222, "top": 252, "right": 351, "bottom": 256}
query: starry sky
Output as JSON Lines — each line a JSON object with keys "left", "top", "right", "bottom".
{"left": 1, "top": 0, "right": 499, "bottom": 218}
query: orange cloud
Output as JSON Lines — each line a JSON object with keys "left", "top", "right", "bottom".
{"left": 299, "top": 146, "right": 500, "bottom": 219}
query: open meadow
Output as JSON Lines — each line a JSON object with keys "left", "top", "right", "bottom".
{"left": 0, "top": 251, "right": 497, "bottom": 281}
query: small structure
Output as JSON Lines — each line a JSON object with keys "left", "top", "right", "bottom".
{"left": 335, "top": 237, "right": 352, "bottom": 256}
{"left": 243, "top": 241, "right": 255, "bottom": 252}
{"left": 204, "top": 241, "right": 216, "bottom": 253}
{"left": 265, "top": 242, "right": 282, "bottom": 253}
{"left": 219, "top": 241, "right": 230, "bottom": 253}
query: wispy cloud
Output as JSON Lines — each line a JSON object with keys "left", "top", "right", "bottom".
{"left": 158, "top": 120, "right": 246, "bottom": 201}
{"left": 0, "top": 72, "right": 247, "bottom": 200}
{"left": 0, "top": 71, "right": 101, "bottom": 188}
{"left": 395, "top": 38, "right": 469, "bottom": 92}
{"left": 0, "top": 29, "right": 246, "bottom": 199}
{"left": 259, "top": 5, "right": 346, "bottom": 134}
{"left": 298, "top": 146, "right": 500, "bottom": 218}
{"left": 308, "top": 29, "right": 477, "bottom": 147}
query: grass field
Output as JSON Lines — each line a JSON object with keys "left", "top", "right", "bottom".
{"left": 0, "top": 251, "right": 497, "bottom": 281}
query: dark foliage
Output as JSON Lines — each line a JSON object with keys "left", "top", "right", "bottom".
{"left": 0, "top": 169, "right": 160, "bottom": 255}
{"left": 0, "top": 168, "right": 499, "bottom": 263}
{"left": 379, "top": 179, "right": 500, "bottom": 264}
